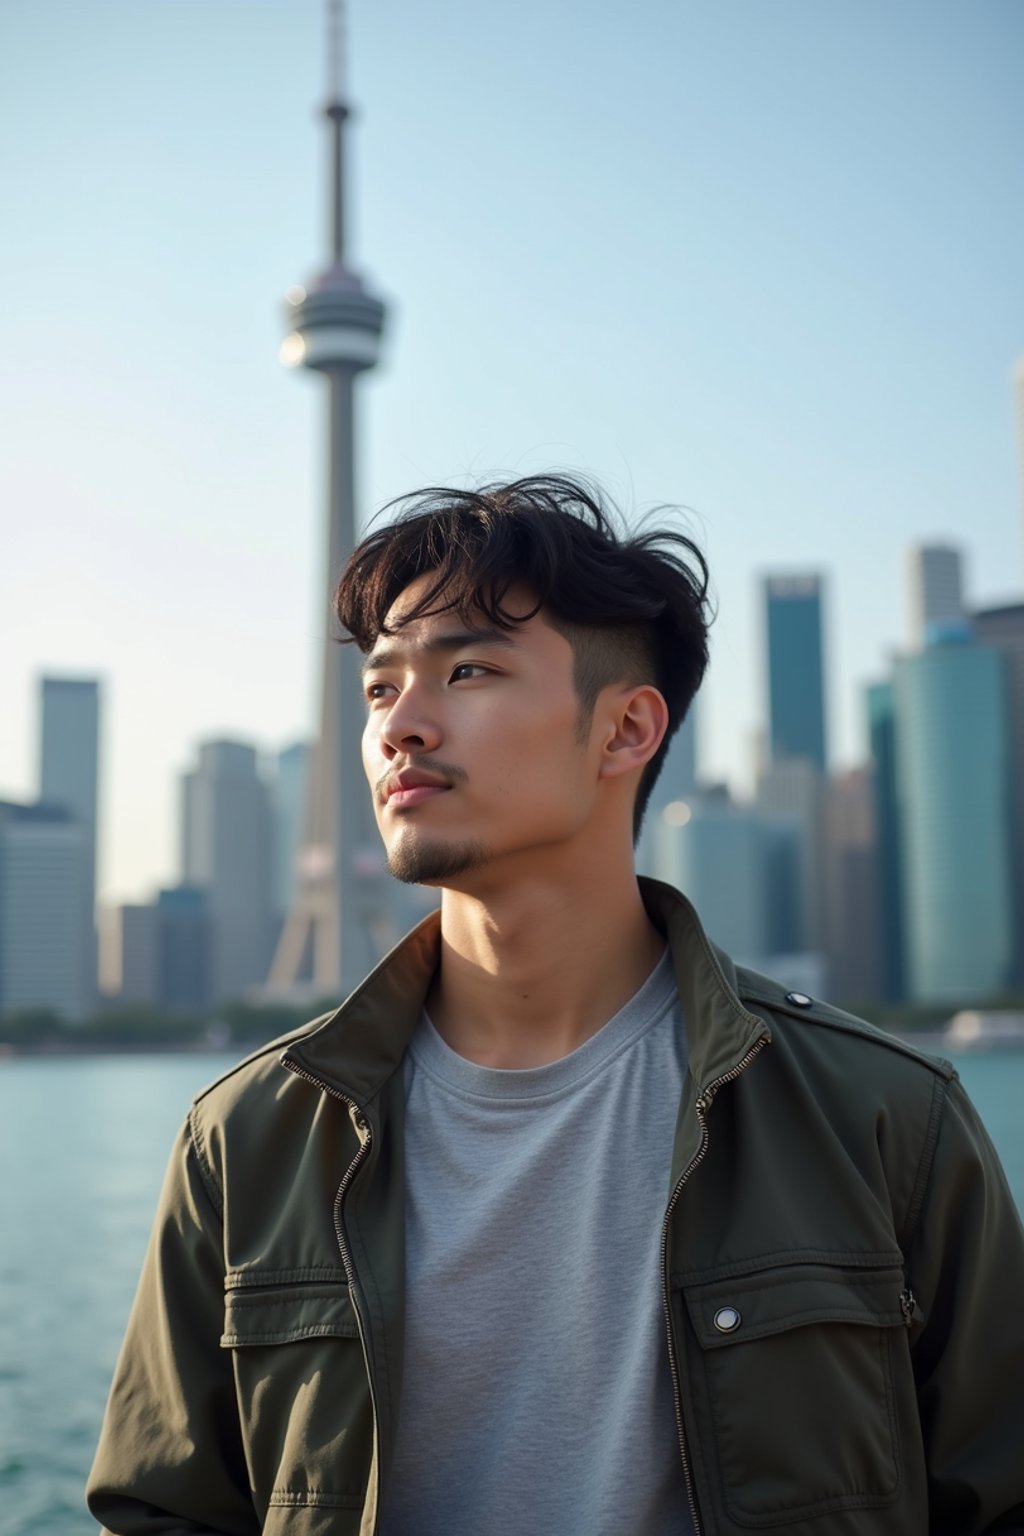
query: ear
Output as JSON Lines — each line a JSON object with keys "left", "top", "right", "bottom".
{"left": 597, "top": 685, "right": 669, "bottom": 782}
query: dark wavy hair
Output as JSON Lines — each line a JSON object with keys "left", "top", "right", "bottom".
{"left": 335, "top": 475, "right": 711, "bottom": 840}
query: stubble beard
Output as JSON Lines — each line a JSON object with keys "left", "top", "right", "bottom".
{"left": 385, "top": 832, "right": 490, "bottom": 887}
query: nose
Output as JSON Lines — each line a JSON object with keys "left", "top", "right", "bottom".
{"left": 376, "top": 686, "right": 443, "bottom": 759}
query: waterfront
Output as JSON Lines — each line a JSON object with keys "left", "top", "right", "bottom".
{"left": 1, "top": 1047, "right": 1022, "bottom": 1536}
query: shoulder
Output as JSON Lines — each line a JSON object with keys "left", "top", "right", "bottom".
{"left": 720, "top": 960, "right": 963, "bottom": 1247}
{"left": 644, "top": 875, "right": 955, "bottom": 1106}
{"left": 723, "top": 956, "right": 958, "bottom": 1196}
{"left": 731, "top": 957, "right": 955, "bottom": 1085}
{"left": 191, "top": 1008, "right": 338, "bottom": 1113}
{"left": 185, "top": 1009, "right": 345, "bottom": 1193}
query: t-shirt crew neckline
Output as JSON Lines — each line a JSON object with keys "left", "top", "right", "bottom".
{"left": 410, "top": 946, "right": 676, "bottom": 1104}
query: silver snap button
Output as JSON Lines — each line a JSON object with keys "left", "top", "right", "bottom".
{"left": 785, "top": 991, "right": 812, "bottom": 1008}
{"left": 714, "top": 1306, "right": 741, "bottom": 1333}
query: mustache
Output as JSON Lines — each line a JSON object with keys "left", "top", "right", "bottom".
{"left": 374, "top": 755, "right": 468, "bottom": 803}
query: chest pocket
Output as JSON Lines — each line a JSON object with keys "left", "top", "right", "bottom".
{"left": 221, "top": 1278, "right": 370, "bottom": 1514}
{"left": 681, "top": 1262, "right": 907, "bottom": 1527}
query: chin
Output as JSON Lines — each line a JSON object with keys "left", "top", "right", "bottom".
{"left": 386, "top": 835, "right": 490, "bottom": 887}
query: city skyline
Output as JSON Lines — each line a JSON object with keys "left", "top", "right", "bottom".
{"left": 2, "top": 0, "right": 1023, "bottom": 905}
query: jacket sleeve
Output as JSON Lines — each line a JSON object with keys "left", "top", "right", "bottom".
{"left": 904, "top": 1073, "right": 1024, "bottom": 1534}
{"left": 86, "top": 1120, "right": 257, "bottom": 1536}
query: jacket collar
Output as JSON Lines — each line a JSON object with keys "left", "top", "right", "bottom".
{"left": 642, "top": 877, "right": 771, "bottom": 1092}
{"left": 283, "top": 877, "right": 769, "bottom": 1108}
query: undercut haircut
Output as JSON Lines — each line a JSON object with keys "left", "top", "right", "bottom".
{"left": 335, "top": 474, "right": 712, "bottom": 840}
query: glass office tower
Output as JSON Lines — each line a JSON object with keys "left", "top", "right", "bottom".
{"left": 893, "top": 629, "right": 1013, "bottom": 1003}
{"left": 972, "top": 603, "right": 1024, "bottom": 985}
{"left": 866, "top": 679, "right": 905, "bottom": 1002}
{"left": 764, "top": 575, "right": 827, "bottom": 772}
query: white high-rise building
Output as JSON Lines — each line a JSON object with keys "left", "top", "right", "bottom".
{"left": 907, "top": 545, "right": 964, "bottom": 651}
{"left": 0, "top": 801, "right": 91, "bottom": 1020}
{"left": 181, "top": 741, "right": 274, "bottom": 1002}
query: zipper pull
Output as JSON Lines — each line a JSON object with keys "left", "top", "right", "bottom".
{"left": 899, "top": 1287, "right": 922, "bottom": 1327}
{"left": 348, "top": 1103, "right": 370, "bottom": 1146}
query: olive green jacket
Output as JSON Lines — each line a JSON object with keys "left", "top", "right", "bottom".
{"left": 87, "top": 880, "right": 1024, "bottom": 1535}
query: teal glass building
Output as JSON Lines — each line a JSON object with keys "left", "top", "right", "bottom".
{"left": 973, "top": 603, "right": 1024, "bottom": 985}
{"left": 893, "top": 630, "right": 1013, "bottom": 1003}
{"left": 765, "top": 575, "right": 827, "bottom": 771}
{"left": 866, "top": 680, "right": 904, "bottom": 1001}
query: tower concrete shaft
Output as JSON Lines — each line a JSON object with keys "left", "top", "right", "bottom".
{"left": 267, "top": 13, "right": 393, "bottom": 999}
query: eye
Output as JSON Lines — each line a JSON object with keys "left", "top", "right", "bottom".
{"left": 364, "top": 681, "right": 395, "bottom": 702}
{"left": 449, "top": 663, "right": 490, "bottom": 683}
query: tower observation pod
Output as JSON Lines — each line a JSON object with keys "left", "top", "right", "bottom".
{"left": 268, "top": 1, "right": 394, "bottom": 999}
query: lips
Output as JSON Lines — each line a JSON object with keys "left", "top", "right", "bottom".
{"left": 383, "top": 770, "right": 452, "bottom": 809}
{"left": 387, "top": 783, "right": 451, "bottom": 809}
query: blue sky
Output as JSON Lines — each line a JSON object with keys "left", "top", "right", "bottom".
{"left": 2, "top": 0, "right": 1023, "bottom": 903}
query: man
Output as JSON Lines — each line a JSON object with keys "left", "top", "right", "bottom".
{"left": 89, "top": 476, "right": 1024, "bottom": 1535}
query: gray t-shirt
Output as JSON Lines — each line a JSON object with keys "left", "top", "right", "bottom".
{"left": 379, "top": 950, "right": 694, "bottom": 1536}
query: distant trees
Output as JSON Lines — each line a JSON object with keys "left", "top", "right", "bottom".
{"left": 3, "top": 991, "right": 1022, "bottom": 1054}
{"left": 0, "top": 997, "right": 338, "bottom": 1052}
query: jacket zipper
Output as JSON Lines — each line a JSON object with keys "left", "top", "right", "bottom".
{"left": 281, "top": 1055, "right": 379, "bottom": 1531}
{"left": 660, "top": 1035, "right": 768, "bottom": 1536}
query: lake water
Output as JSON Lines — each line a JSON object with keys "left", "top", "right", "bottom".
{"left": 1, "top": 1047, "right": 1022, "bottom": 1536}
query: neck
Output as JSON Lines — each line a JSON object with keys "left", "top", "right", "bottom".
{"left": 426, "top": 846, "right": 666, "bottom": 1069}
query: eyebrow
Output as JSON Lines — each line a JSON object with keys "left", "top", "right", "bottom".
{"left": 361, "top": 627, "right": 519, "bottom": 676}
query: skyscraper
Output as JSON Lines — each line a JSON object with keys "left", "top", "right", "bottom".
{"left": 99, "top": 903, "right": 159, "bottom": 1005}
{"left": 652, "top": 792, "right": 770, "bottom": 961}
{"left": 269, "top": 0, "right": 392, "bottom": 997}
{"left": 156, "top": 886, "right": 212, "bottom": 1015}
{"left": 740, "top": 577, "right": 829, "bottom": 968}
{"left": 755, "top": 754, "right": 826, "bottom": 954}
{"left": 635, "top": 700, "right": 698, "bottom": 878}
{"left": 1014, "top": 358, "right": 1024, "bottom": 572}
{"left": 38, "top": 675, "right": 100, "bottom": 1010}
{"left": 0, "top": 800, "right": 90, "bottom": 1020}
{"left": 270, "top": 741, "right": 310, "bottom": 923}
{"left": 972, "top": 602, "right": 1024, "bottom": 984}
{"left": 822, "top": 768, "right": 881, "bottom": 1004}
{"left": 181, "top": 741, "right": 274, "bottom": 1003}
{"left": 764, "top": 574, "right": 827, "bottom": 771}
{"left": 865, "top": 678, "right": 905, "bottom": 1002}
{"left": 657, "top": 705, "right": 697, "bottom": 803}
{"left": 893, "top": 630, "right": 1013, "bottom": 1004}
{"left": 906, "top": 544, "right": 963, "bottom": 650}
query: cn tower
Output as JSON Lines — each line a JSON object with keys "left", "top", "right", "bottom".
{"left": 268, "top": 0, "right": 393, "bottom": 996}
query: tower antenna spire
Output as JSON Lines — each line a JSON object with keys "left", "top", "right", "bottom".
{"left": 326, "top": 0, "right": 347, "bottom": 108}
{"left": 325, "top": 0, "right": 350, "bottom": 265}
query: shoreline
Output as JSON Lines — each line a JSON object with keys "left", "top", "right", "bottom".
{"left": 5, "top": 1026, "right": 1024, "bottom": 1062}
{"left": 0, "top": 1037, "right": 246, "bottom": 1060}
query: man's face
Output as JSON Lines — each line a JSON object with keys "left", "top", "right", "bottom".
{"left": 360, "top": 577, "right": 601, "bottom": 888}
